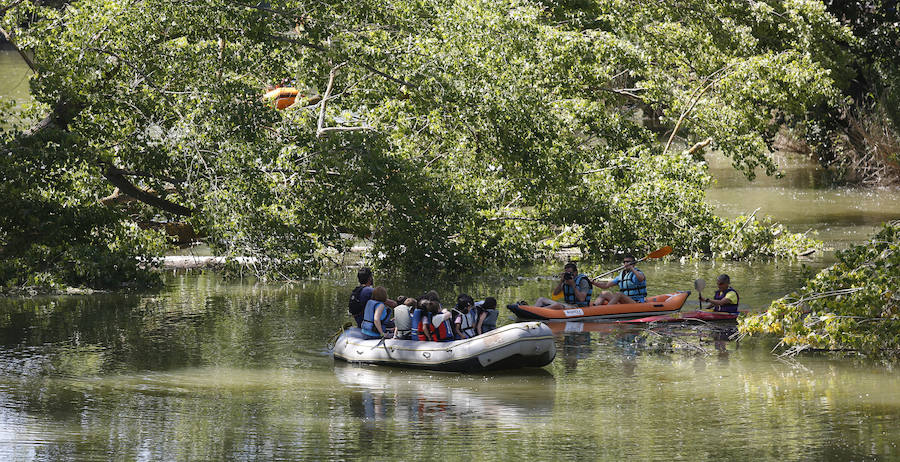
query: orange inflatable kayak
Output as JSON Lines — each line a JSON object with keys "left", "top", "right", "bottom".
{"left": 507, "top": 291, "right": 690, "bottom": 321}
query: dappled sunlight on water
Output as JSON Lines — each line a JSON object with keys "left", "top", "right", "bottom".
{"left": 0, "top": 274, "right": 898, "bottom": 460}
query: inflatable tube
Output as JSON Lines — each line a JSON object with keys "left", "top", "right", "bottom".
{"left": 331, "top": 321, "right": 556, "bottom": 372}
{"left": 263, "top": 87, "right": 299, "bottom": 109}
{"left": 508, "top": 291, "right": 690, "bottom": 321}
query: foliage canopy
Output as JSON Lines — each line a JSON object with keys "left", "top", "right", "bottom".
{"left": 1, "top": 0, "right": 840, "bottom": 287}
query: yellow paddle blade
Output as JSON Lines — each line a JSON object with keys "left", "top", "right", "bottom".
{"left": 551, "top": 291, "right": 564, "bottom": 301}
{"left": 646, "top": 245, "right": 673, "bottom": 260}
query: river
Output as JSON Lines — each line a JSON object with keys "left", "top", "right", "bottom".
{"left": 2, "top": 49, "right": 900, "bottom": 460}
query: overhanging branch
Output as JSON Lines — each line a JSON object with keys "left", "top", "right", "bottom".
{"left": 102, "top": 164, "right": 193, "bottom": 216}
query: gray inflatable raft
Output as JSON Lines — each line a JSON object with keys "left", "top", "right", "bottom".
{"left": 331, "top": 321, "right": 556, "bottom": 372}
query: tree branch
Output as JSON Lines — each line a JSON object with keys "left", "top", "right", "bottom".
{"left": 357, "top": 62, "right": 418, "bottom": 89}
{"left": 0, "top": 26, "right": 37, "bottom": 74}
{"left": 102, "top": 164, "right": 193, "bottom": 216}
{"left": 316, "top": 62, "right": 372, "bottom": 138}
{"left": 599, "top": 87, "right": 645, "bottom": 100}
{"left": 485, "top": 216, "right": 547, "bottom": 222}
{"left": 0, "top": 0, "right": 27, "bottom": 16}
{"left": 662, "top": 64, "right": 737, "bottom": 156}
{"left": 685, "top": 137, "right": 712, "bottom": 155}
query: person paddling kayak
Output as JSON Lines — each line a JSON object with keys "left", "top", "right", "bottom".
{"left": 701, "top": 274, "right": 739, "bottom": 313}
{"left": 593, "top": 254, "right": 647, "bottom": 305}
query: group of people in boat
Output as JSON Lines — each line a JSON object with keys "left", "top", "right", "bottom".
{"left": 532, "top": 259, "right": 649, "bottom": 308}
{"left": 530, "top": 259, "right": 739, "bottom": 313}
{"left": 348, "top": 267, "right": 499, "bottom": 341}
{"left": 348, "top": 258, "right": 740, "bottom": 340}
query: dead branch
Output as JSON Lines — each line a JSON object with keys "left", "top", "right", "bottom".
{"left": 685, "top": 137, "right": 712, "bottom": 155}
{"left": 662, "top": 64, "right": 737, "bottom": 156}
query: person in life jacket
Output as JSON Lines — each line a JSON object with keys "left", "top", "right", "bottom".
{"left": 348, "top": 267, "right": 374, "bottom": 328}
{"left": 702, "top": 274, "right": 739, "bottom": 313}
{"left": 453, "top": 294, "right": 477, "bottom": 339}
{"left": 361, "top": 286, "right": 394, "bottom": 339}
{"left": 593, "top": 254, "right": 647, "bottom": 304}
{"left": 392, "top": 296, "right": 415, "bottom": 340}
{"left": 417, "top": 300, "right": 454, "bottom": 342}
{"left": 535, "top": 262, "right": 593, "bottom": 309}
{"left": 349, "top": 267, "right": 397, "bottom": 328}
{"left": 471, "top": 297, "right": 498, "bottom": 335}
{"left": 412, "top": 291, "right": 441, "bottom": 341}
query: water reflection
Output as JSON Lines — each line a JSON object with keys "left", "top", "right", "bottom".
{"left": 0, "top": 274, "right": 899, "bottom": 460}
{"left": 561, "top": 332, "right": 592, "bottom": 373}
{"left": 334, "top": 364, "right": 555, "bottom": 425}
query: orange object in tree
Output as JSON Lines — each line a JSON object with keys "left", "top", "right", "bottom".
{"left": 263, "top": 87, "right": 299, "bottom": 110}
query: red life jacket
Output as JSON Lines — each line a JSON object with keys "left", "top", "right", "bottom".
{"left": 417, "top": 314, "right": 453, "bottom": 341}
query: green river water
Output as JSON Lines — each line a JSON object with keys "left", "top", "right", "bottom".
{"left": 2, "top": 50, "right": 900, "bottom": 460}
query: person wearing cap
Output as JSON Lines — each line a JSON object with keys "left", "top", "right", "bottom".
{"left": 702, "top": 274, "right": 739, "bottom": 313}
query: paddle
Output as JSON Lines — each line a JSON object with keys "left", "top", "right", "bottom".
{"left": 694, "top": 278, "right": 706, "bottom": 310}
{"left": 590, "top": 246, "right": 673, "bottom": 281}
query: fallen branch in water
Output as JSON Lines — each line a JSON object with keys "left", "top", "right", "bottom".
{"left": 643, "top": 328, "right": 711, "bottom": 355}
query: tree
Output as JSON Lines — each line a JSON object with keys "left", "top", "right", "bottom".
{"left": 739, "top": 221, "right": 900, "bottom": 356}
{"left": 789, "top": 0, "right": 900, "bottom": 186}
{"left": 2, "top": 0, "right": 836, "bottom": 288}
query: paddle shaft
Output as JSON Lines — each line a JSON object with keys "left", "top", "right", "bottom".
{"left": 591, "top": 255, "right": 649, "bottom": 281}
{"left": 590, "top": 246, "right": 672, "bottom": 282}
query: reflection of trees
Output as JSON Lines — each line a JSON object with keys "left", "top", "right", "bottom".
{"left": 0, "top": 275, "right": 898, "bottom": 459}
{"left": 546, "top": 341, "right": 900, "bottom": 460}
{"left": 0, "top": 273, "right": 354, "bottom": 375}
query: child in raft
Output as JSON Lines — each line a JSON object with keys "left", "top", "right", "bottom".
{"left": 360, "top": 286, "right": 395, "bottom": 339}
{"left": 471, "top": 297, "right": 498, "bottom": 336}
{"left": 417, "top": 300, "right": 454, "bottom": 341}
{"left": 453, "top": 294, "right": 477, "bottom": 339}
{"left": 393, "top": 296, "right": 415, "bottom": 340}
{"left": 411, "top": 291, "right": 440, "bottom": 341}
{"left": 701, "top": 274, "right": 740, "bottom": 313}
